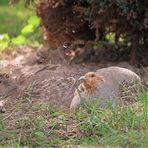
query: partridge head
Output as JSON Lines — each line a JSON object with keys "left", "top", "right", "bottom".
{"left": 78, "top": 72, "right": 104, "bottom": 96}
{"left": 70, "top": 72, "right": 104, "bottom": 111}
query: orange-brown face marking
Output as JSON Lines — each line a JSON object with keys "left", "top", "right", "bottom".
{"left": 79, "top": 72, "right": 104, "bottom": 96}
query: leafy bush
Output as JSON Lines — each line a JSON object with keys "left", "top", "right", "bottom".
{"left": 8, "top": 0, "right": 148, "bottom": 64}
{"left": 0, "top": 34, "right": 10, "bottom": 51}
{"left": 12, "top": 14, "right": 41, "bottom": 45}
{"left": 0, "top": 14, "right": 41, "bottom": 50}
{"left": 11, "top": 35, "right": 29, "bottom": 45}
{"left": 21, "top": 15, "right": 41, "bottom": 35}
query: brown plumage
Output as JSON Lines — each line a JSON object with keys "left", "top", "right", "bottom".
{"left": 78, "top": 72, "right": 104, "bottom": 96}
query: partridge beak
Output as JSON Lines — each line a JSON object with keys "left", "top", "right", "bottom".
{"left": 78, "top": 76, "right": 86, "bottom": 81}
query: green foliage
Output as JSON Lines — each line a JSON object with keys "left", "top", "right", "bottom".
{"left": 0, "top": 34, "right": 10, "bottom": 51}
{"left": 0, "top": 3, "right": 33, "bottom": 36}
{"left": 0, "top": 14, "right": 41, "bottom": 50}
{"left": 105, "top": 32, "right": 115, "bottom": 42}
{"left": 9, "top": 0, "right": 36, "bottom": 5}
{"left": 21, "top": 15, "right": 41, "bottom": 35}
{"left": 0, "top": 0, "right": 9, "bottom": 6}
{"left": 11, "top": 35, "right": 29, "bottom": 45}
{"left": 0, "top": 2, "right": 42, "bottom": 51}
{"left": 12, "top": 14, "right": 41, "bottom": 45}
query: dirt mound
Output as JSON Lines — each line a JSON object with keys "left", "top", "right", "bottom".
{"left": 0, "top": 55, "right": 100, "bottom": 110}
{"left": 0, "top": 50, "right": 147, "bottom": 111}
{"left": 18, "top": 64, "right": 97, "bottom": 108}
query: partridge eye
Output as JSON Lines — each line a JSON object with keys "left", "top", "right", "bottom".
{"left": 91, "top": 74, "right": 95, "bottom": 77}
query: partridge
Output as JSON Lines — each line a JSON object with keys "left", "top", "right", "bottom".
{"left": 70, "top": 66, "right": 141, "bottom": 111}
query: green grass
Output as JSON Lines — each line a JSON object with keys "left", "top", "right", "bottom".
{"left": 0, "top": 2, "right": 34, "bottom": 37}
{"left": 0, "top": 85, "right": 148, "bottom": 147}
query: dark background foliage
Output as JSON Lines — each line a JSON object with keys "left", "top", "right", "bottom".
{"left": 9, "top": 0, "right": 148, "bottom": 65}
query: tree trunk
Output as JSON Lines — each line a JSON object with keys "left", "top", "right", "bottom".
{"left": 35, "top": 0, "right": 94, "bottom": 50}
{"left": 130, "top": 35, "right": 140, "bottom": 65}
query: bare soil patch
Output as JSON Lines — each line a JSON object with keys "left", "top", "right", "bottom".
{"left": 0, "top": 48, "right": 147, "bottom": 112}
